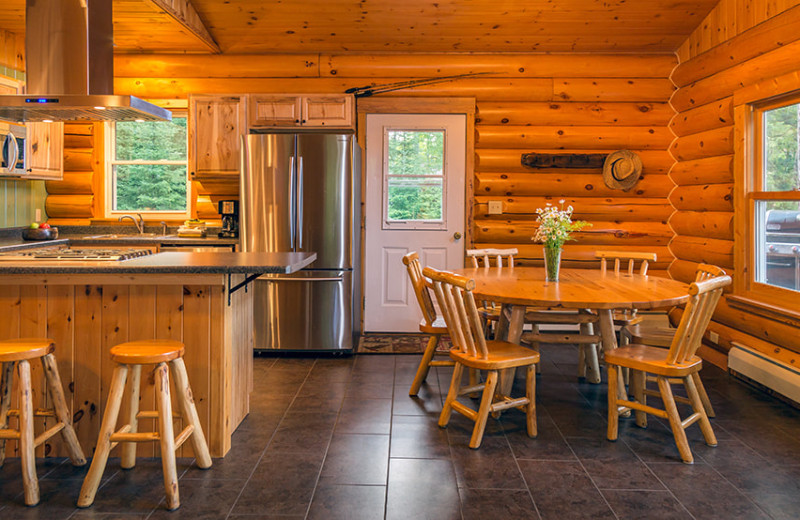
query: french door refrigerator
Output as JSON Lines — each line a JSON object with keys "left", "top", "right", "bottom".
{"left": 241, "top": 132, "right": 360, "bottom": 352}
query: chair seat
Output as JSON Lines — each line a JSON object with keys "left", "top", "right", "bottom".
{"left": 612, "top": 312, "right": 644, "bottom": 327}
{"left": 419, "top": 316, "right": 448, "bottom": 334}
{"left": 604, "top": 344, "right": 702, "bottom": 377}
{"left": 450, "top": 340, "right": 540, "bottom": 370}
{"left": 110, "top": 340, "right": 185, "bottom": 364}
{"left": 0, "top": 338, "right": 55, "bottom": 362}
{"left": 478, "top": 306, "right": 501, "bottom": 322}
{"left": 628, "top": 325, "right": 674, "bottom": 347}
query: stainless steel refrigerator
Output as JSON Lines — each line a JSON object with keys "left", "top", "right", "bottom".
{"left": 240, "top": 132, "right": 360, "bottom": 352}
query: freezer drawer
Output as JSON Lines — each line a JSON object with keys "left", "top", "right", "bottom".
{"left": 254, "top": 270, "right": 352, "bottom": 351}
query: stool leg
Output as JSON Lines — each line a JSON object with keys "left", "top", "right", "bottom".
{"left": 169, "top": 358, "right": 212, "bottom": 469}
{"left": 41, "top": 354, "right": 86, "bottom": 466}
{"left": 0, "top": 361, "right": 13, "bottom": 467}
{"left": 18, "top": 360, "right": 39, "bottom": 506}
{"left": 154, "top": 362, "right": 180, "bottom": 510}
{"left": 121, "top": 364, "right": 142, "bottom": 469}
{"left": 78, "top": 364, "right": 129, "bottom": 508}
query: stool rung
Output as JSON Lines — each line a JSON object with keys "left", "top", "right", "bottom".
{"left": 136, "top": 411, "right": 181, "bottom": 420}
{"left": 111, "top": 431, "right": 160, "bottom": 443}
{"left": 174, "top": 425, "right": 195, "bottom": 450}
{"left": 450, "top": 400, "right": 478, "bottom": 421}
{"left": 7, "top": 408, "right": 57, "bottom": 418}
{"left": 108, "top": 424, "right": 132, "bottom": 451}
{"left": 490, "top": 396, "right": 528, "bottom": 412}
{"left": 0, "top": 428, "right": 21, "bottom": 440}
{"left": 458, "top": 383, "right": 486, "bottom": 396}
{"left": 34, "top": 423, "right": 65, "bottom": 447}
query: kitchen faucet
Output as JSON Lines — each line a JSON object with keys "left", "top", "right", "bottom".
{"left": 118, "top": 214, "right": 145, "bottom": 234}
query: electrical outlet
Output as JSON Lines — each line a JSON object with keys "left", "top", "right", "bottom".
{"left": 709, "top": 331, "right": 720, "bottom": 343}
{"left": 487, "top": 200, "right": 503, "bottom": 215}
{"left": 35, "top": 208, "right": 42, "bottom": 222}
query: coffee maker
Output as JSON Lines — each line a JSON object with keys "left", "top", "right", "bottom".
{"left": 218, "top": 200, "right": 239, "bottom": 238}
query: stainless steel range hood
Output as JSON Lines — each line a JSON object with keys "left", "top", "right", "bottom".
{"left": 0, "top": 0, "right": 170, "bottom": 123}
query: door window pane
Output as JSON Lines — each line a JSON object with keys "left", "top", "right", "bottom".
{"left": 756, "top": 200, "right": 800, "bottom": 291}
{"left": 763, "top": 102, "right": 800, "bottom": 191}
{"left": 385, "top": 130, "right": 445, "bottom": 226}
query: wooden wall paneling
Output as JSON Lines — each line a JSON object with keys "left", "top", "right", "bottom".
{"left": 475, "top": 172, "right": 673, "bottom": 199}
{"left": 472, "top": 242, "right": 672, "bottom": 270}
{"left": 669, "top": 126, "right": 734, "bottom": 162}
{"left": 669, "top": 236, "right": 734, "bottom": 269}
{"left": 100, "top": 286, "right": 130, "bottom": 457}
{"left": 209, "top": 285, "right": 227, "bottom": 457}
{"left": 475, "top": 126, "right": 673, "bottom": 150}
{"left": 475, "top": 195, "right": 674, "bottom": 222}
{"left": 474, "top": 220, "right": 673, "bottom": 246}
{"left": 72, "top": 285, "right": 104, "bottom": 459}
{"left": 669, "top": 98, "right": 734, "bottom": 136}
{"left": 476, "top": 101, "right": 674, "bottom": 127}
{"left": 0, "top": 284, "right": 20, "bottom": 459}
{"left": 125, "top": 286, "right": 157, "bottom": 457}
{"left": 42, "top": 285, "right": 73, "bottom": 457}
{"left": 154, "top": 285, "right": 184, "bottom": 457}
{"left": 669, "top": 184, "right": 734, "bottom": 212}
{"left": 669, "top": 211, "right": 734, "bottom": 240}
{"left": 115, "top": 54, "right": 320, "bottom": 78}
{"left": 180, "top": 285, "right": 211, "bottom": 458}
{"left": 18, "top": 286, "right": 46, "bottom": 457}
{"left": 476, "top": 149, "right": 674, "bottom": 174}
{"left": 668, "top": 155, "right": 734, "bottom": 186}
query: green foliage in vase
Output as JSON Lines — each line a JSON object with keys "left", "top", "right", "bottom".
{"left": 533, "top": 200, "right": 591, "bottom": 249}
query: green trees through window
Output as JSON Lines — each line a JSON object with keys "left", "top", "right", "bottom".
{"left": 112, "top": 117, "right": 188, "bottom": 212}
{"left": 386, "top": 130, "right": 444, "bottom": 221}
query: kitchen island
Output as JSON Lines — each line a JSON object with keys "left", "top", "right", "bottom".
{"left": 0, "top": 251, "right": 316, "bottom": 459}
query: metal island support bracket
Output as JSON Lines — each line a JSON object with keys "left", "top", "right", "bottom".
{"left": 227, "top": 272, "right": 262, "bottom": 305}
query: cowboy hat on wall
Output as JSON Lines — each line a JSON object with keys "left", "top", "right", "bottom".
{"left": 603, "top": 150, "right": 643, "bottom": 191}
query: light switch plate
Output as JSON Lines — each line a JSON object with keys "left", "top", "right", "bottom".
{"left": 488, "top": 200, "right": 503, "bottom": 215}
{"left": 35, "top": 208, "right": 42, "bottom": 222}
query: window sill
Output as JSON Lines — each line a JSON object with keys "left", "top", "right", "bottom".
{"left": 726, "top": 294, "right": 800, "bottom": 329}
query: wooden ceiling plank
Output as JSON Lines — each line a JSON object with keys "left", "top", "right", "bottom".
{"left": 140, "top": 0, "right": 220, "bottom": 53}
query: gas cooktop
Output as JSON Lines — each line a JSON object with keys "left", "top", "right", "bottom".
{"left": 0, "top": 248, "right": 154, "bottom": 261}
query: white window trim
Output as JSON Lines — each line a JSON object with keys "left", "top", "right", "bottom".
{"left": 104, "top": 111, "right": 190, "bottom": 220}
{"left": 381, "top": 126, "right": 448, "bottom": 231}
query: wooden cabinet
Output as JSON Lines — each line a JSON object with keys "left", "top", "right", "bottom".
{"left": 26, "top": 122, "right": 64, "bottom": 180}
{"left": 249, "top": 94, "right": 354, "bottom": 128}
{"left": 189, "top": 95, "right": 247, "bottom": 180}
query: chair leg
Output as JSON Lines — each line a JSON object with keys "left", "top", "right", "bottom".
{"left": 0, "top": 361, "right": 13, "bottom": 467}
{"left": 409, "top": 334, "right": 440, "bottom": 396}
{"left": 684, "top": 375, "right": 717, "bottom": 447}
{"left": 691, "top": 372, "right": 715, "bottom": 418}
{"left": 438, "top": 362, "right": 463, "bottom": 428}
{"left": 657, "top": 376, "right": 693, "bottom": 464}
{"left": 525, "top": 365, "right": 537, "bottom": 438}
{"left": 169, "top": 358, "right": 212, "bottom": 469}
{"left": 78, "top": 364, "right": 129, "bottom": 508}
{"left": 469, "top": 370, "right": 498, "bottom": 449}
{"left": 630, "top": 369, "right": 647, "bottom": 429}
{"left": 41, "top": 354, "right": 86, "bottom": 466}
{"left": 18, "top": 360, "right": 39, "bottom": 506}
{"left": 606, "top": 363, "right": 619, "bottom": 441}
{"left": 154, "top": 362, "right": 180, "bottom": 510}
{"left": 581, "top": 320, "right": 601, "bottom": 384}
{"left": 121, "top": 364, "right": 142, "bottom": 469}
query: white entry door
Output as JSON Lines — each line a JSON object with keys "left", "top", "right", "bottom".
{"left": 364, "top": 113, "right": 466, "bottom": 332}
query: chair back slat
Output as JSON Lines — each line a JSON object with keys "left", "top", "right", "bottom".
{"left": 466, "top": 248, "right": 519, "bottom": 268}
{"left": 402, "top": 252, "right": 437, "bottom": 327}
{"left": 695, "top": 263, "right": 726, "bottom": 281}
{"left": 423, "top": 266, "right": 489, "bottom": 360}
{"left": 667, "top": 274, "right": 731, "bottom": 365}
{"left": 596, "top": 251, "right": 656, "bottom": 276}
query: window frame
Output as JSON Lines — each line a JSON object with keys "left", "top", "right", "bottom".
{"left": 381, "top": 126, "right": 449, "bottom": 231}
{"left": 734, "top": 81, "right": 800, "bottom": 315}
{"left": 104, "top": 110, "right": 190, "bottom": 220}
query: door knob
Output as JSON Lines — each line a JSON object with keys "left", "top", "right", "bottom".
{"left": 453, "top": 232, "right": 462, "bottom": 240}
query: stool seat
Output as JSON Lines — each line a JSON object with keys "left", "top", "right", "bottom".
{"left": 0, "top": 338, "right": 55, "bottom": 362}
{"left": 110, "top": 340, "right": 185, "bottom": 364}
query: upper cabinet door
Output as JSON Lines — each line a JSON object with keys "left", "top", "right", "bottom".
{"left": 189, "top": 95, "right": 247, "bottom": 179}
{"left": 26, "top": 122, "right": 64, "bottom": 180}
{"left": 249, "top": 95, "right": 302, "bottom": 127}
{"left": 302, "top": 95, "right": 354, "bottom": 128}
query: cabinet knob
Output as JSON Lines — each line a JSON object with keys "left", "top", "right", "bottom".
{"left": 295, "top": 119, "right": 300, "bottom": 123}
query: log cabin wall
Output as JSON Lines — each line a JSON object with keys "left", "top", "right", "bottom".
{"left": 113, "top": 53, "right": 677, "bottom": 271}
{"left": 670, "top": 2, "right": 800, "bottom": 365}
{"left": 44, "top": 123, "right": 101, "bottom": 225}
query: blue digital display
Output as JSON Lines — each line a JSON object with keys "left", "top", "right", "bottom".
{"left": 25, "top": 98, "right": 59, "bottom": 104}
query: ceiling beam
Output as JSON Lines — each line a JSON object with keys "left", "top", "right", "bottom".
{"left": 141, "top": 0, "right": 220, "bottom": 54}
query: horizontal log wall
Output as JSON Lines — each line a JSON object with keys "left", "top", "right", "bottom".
{"left": 670, "top": 5, "right": 800, "bottom": 359}
{"left": 114, "top": 53, "right": 677, "bottom": 269}
{"left": 45, "top": 123, "right": 100, "bottom": 225}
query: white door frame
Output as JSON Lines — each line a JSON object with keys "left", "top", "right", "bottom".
{"left": 356, "top": 97, "right": 476, "bottom": 331}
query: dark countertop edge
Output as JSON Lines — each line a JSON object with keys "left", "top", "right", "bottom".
{"left": 0, "top": 236, "right": 238, "bottom": 251}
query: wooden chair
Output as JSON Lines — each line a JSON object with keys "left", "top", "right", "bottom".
{"left": 0, "top": 339, "right": 87, "bottom": 506}
{"left": 627, "top": 264, "right": 726, "bottom": 417}
{"left": 424, "top": 266, "right": 539, "bottom": 449}
{"left": 466, "top": 248, "right": 517, "bottom": 330}
{"left": 78, "top": 340, "right": 212, "bottom": 510}
{"left": 403, "top": 252, "right": 456, "bottom": 396}
{"left": 605, "top": 272, "right": 731, "bottom": 464}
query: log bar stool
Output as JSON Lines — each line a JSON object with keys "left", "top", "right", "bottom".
{"left": 0, "top": 338, "right": 87, "bottom": 506}
{"left": 78, "top": 340, "right": 212, "bottom": 510}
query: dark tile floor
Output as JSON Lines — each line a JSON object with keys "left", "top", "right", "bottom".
{"left": 2, "top": 344, "right": 800, "bottom": 519}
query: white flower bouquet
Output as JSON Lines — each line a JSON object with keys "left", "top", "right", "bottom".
{"left": 533, "top": 200, "right": 591, "bottom": 249}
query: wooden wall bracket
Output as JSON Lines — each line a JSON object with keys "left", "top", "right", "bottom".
{"left": 521, "top": 153, "right": 608, "bottom": 169}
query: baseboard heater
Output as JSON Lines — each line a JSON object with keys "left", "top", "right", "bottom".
{"left": 728, "top": 342, "right": 800, "bottom": 405}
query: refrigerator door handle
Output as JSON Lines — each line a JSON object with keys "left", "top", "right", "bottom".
{"left": 289, "top": 156, "right": 296, "bottom": 250}
{"left": 297, "top": 156, "right": 304, "bottom": 249}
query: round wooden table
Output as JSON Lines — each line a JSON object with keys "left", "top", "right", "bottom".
{"left": 451, "top": 267, "right": 690, "bottom": 395}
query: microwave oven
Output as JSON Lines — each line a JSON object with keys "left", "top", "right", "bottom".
{"left": 1, "top": 124, "right": 25, "bottom": 175}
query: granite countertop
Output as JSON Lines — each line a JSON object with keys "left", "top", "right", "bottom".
{"left": 0, "top": 252, "right": 317, "bottom": 274}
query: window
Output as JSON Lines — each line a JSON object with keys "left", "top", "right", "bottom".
{"left": 106, "top": 113, "right": 189, "bottom": 217}
{"left": 383, "top": 129, "right": 446, "bottom": 229}
{"left": 737, "top": 89, "right": 800, "bottom": 310}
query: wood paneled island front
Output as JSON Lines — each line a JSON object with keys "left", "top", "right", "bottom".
{"left": 0, "top": 251, "right": 316, "bottom": 459}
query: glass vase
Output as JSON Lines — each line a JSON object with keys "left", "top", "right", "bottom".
{"left": 544, "top": 245, "right": 561, "bottom": 282}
